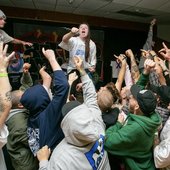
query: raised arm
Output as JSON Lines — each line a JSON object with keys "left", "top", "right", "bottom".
{"left": 0, "top": 42, "right": 15, "bottom": 128}
{"left": 62, "top": 27, "right": 79, "bottom": 43}
{"left": 19, "top": 63, "right": 33, "bottom": 91}
{"left": 115, "top": 54, "right": 127, "bottom": 92}
{"left": 73, "top": 56, "right": 98, "bottom": 109}
{"left": 12, "top": 38, "right": 33, "bottom": 46}
{"left": 143, "top": 18, "right": 156, "bottom": 50}
{"left": 42, "top": 48, "right": 62, "bottom": 71}
{"left": 125, "top": 49, "right": 140, "bottom": 83}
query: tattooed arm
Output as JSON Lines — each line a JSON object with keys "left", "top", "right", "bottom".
{"left": 125, "top": 49, "right": 140, "bottom": 83}
{"left": 0, "top": 42, "right": 15, "bottom": 128}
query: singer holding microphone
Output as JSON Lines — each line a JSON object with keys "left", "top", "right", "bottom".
{"left": 59, "top": 22, "right": 97, "bottom": 102}
{"left": 59, "top": 22, "right": 96, "bottom": 76}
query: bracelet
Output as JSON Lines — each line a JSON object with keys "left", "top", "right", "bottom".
{"left": 163, "top": 69, "right": 169, "bottom": 74}
{"left": 152, "top": 54, "right": 157, "bottom": 58}
{"left": 0, "top": 73, "right": 8, "bottom": 77}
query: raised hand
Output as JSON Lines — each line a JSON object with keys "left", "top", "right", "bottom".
{"left": 159, "top": 42, "right": 170, "bottom": 61}
{"left": 71, "top": 27, "right": 79, "bottom": 35}
{"left": 125, "top": 49, "right": 134, "bottom": 59}
{"left": 68, "top": 71, "right": 78, "bottom": 85}
{"left": 42, "top": 48, "right": 56, "bottom": 61}
{"left": 114, "top": 54, "right": 127, "bottom": 65}
{"left": 140, "top": 49, "right": 150, "bottom": 59}
{"left": 150, "top": 18, "right": 156, "bottom": 26}
{"left": 144, "top": 58, "right": 155, "bottom": 71}
{"left": 73, "top": 56, "right": 83, "bottom": 71}
{"left": 23, "top": 63, "right": 31, "bottom": 73}
{"left": 0, "top": 42, "right": 15, "bottom": 72}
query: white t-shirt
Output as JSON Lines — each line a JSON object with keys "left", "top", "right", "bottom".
{"left": 110, "top": 61, "right": 121, "bottom": 78}
{"left": 59, "top": 37, "right": 96, "bottom": 73}
{"left": 0, "top": 29, "right": 14, "bottom": 43}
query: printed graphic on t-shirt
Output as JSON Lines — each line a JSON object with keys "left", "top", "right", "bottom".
{"left": 75, "top": 49, "right": 85, "bottom": 56}
{"left": 85, "top": 135, "right": 105, "bottom": 170}
{"left": 27, "top": 127, "right": 40, "bottom": 156}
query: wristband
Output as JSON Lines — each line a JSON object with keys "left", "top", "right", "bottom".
{"left": 0, "top": 73, "right": 8, "bottom": 77}
{"left": 163, "top": 70, "right": 169, "bottom": 74}
{"left": 152, "top": 54, "right": 157, "bottom": 58}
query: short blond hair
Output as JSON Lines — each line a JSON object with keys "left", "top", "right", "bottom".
{"left": 97, "top": 90, "right": 113, "bottom": 112}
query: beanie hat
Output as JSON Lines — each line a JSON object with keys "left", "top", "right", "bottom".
{"left": 0, "top": 10, "right": 6, "bottom": 19}
{"left": 62, "top": 100, "right": 81, "bottom": 117}
{"left": 130, "top": 84, "right": 157, "bottom": 115}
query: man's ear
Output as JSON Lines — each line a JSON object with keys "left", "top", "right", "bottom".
{"left": 134, "top": 103, "right": 140, "bottom": 115}
{"left": 17, "top": 103, "right": 24, "bottom": 109}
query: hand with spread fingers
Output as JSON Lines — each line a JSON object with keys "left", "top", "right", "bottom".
{"left": 159, "top": 42, "right": 170, "bottom": 61}
{"left": 0, "top": 42, "right": 15, "bottom": 72}
{"left": 114, "top": 54, "right": 127, "bottom": 65}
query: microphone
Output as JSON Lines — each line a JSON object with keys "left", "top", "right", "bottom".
{"left": 61, "top": 27, "right": 80, "bottom": 36}
{"left": 62, "top": 27, "right": 71, "bottom": 31}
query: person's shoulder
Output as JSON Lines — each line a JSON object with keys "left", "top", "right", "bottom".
{"left": 0, "top": 29, "right": 5, "bottom": 33}
{"left": 90, "top": 39, "right": 95, "bottom": 44}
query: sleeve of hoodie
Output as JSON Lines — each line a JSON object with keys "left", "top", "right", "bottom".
{"left": 39, "top": 160, "right": 48, "bottom": 170}
{"left": 104, "top": 120, "right": 145, "bottom": 156}
{"left": 44, "top": 70, "right": 69, "bottom": 125}
{"left": 81, "top": 74, "right": 100, "bottom": 113}
{"left": 154, "top": 137, "right": 170, "bottom": 168}
{"left": 19, "top": 72, "right": 33, "bottom": 91}
{"left": 136, "top": 73, "right": 149, "bottom": 89}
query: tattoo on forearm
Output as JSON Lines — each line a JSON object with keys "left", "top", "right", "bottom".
{"left": 0, "top": 98, "right": 5, "bottom": 113}
{"left": 5, "top": 91, "right": 11, "bottom": 102}
{"left": 132, "top": 65, "right": 139, "bottom": 72}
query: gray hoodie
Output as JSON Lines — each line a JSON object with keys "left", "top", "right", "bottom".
{"left": 39, "top": 74, "right": 110, "bottom": 170}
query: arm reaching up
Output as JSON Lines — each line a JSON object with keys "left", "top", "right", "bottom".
{"left": 0, "top": 42, "right": 15, "bottom": 128}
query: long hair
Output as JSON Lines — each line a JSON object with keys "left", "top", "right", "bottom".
{"left": 79, "top": 22, "right": 91, "bottom": 62}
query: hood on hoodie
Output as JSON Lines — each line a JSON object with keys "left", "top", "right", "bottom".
{"left": 61, "top": 104, "right": 104, "bottom": 147}
{"left": 130, "top": 112, "right": 161, "bottom": 136}
{"left": 20, "top": 85, "right": 51, "bottom": 115}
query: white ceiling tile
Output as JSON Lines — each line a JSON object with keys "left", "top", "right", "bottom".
{"left": 78, "top": 0, "right": 110, "bottom": 10}
{"left": 97, "top": 2, "right": 130, "bottom": 12}
{"left": 158, "top": 1, "right": 170, "bottom": 12}
{"left": 12, "top": 1, "right": 35, "bottom": 8}
{"left": 55, "top": 6, "right": 75, "bottom": 13}
{"left": 136, "top": 0, "right": 169, "bottom": 10}
{"left": 113, "top": 0, "right": 141, "bottom": 6}
{"left": 36, "top": 5, "right": 56, "bottom": 11}
{"left": 0, "top": 0, "right": 14, "bottom": 6}
{"left": 73, "top": 8, "right": 92, "bottom": 15}
{"left": 33, "top": 0, "right": 56, "bottom": 5}
{"left": 57, "top": 0, "right": 84, "bottom": 7}
{"left": 33, "top": 0, "right": 56, "bottom": 3}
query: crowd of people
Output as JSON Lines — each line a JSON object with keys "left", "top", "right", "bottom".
{"left": 1, "top": 9, "right": 170, "bottom": 170}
